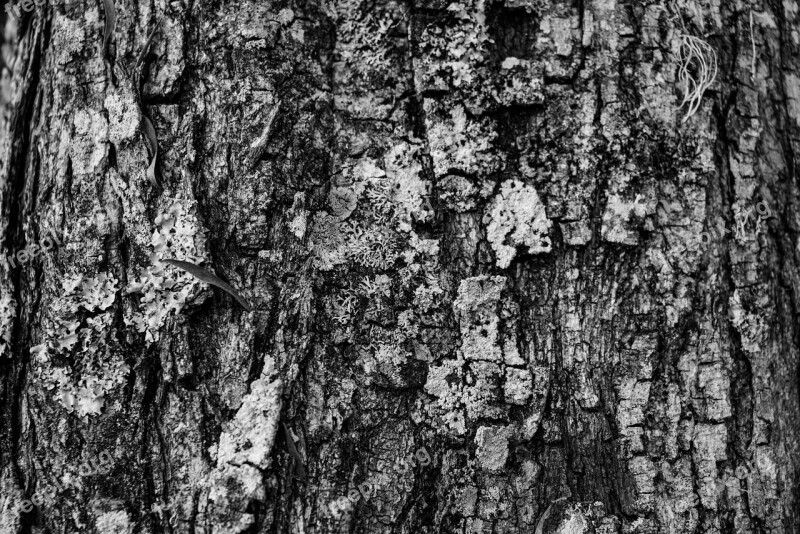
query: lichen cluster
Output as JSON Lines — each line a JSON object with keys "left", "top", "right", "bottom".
{"left": 601, "top": 193, "right": 649, "bottom": 245}
{"left": 424, "top": 102, "right": 503, "bottom": 178}
{"left": 424, "top": 276, "right": 533, "bottom": 436}
{"left": 30, "top": 273, "right": 129, "bottom": 417}
{"left": 125, "top": 201, "right": 208, "bottom": 342}
{"left": 0, "top": 276, "right": 16, "bottom": 358}
{"left": 310, "top": 142, "right": 433, "bottom": 275}
{"left": 203, "top": 359, "right": 282, "bottom": 534}
{"left": 484, "top": 180, "right": 553, "bottom": 268}
{"left": 94, "top": 510, "right": 134, "bottom": 534}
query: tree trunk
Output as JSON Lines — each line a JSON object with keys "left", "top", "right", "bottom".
{"left": 1, "top": 0, "right": 799, "bottom": 532}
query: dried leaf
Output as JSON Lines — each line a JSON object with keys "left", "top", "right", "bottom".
{"left": 102, "top": 0, "right": 117, "bottom": 59}
{"left": 535, "top": 497, "right": 567, "bottom": 534}
{"left": 135, "top": 20, "right": 162, "bottom": 87}
{"left": 246, "top": 100, "right": 282, "bottom": 171}
{"left": 162, "top": 259, "right": 253, "bottom": 312}
{"left": 282, "top": 423, "right": 308, "bottom": 482}
{"left": 141, "top": 115, "right": 159, "bottom": 187}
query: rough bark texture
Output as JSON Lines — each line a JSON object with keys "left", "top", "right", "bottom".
{"left": 0, "top": 0, "right": 799, "bottom": 532}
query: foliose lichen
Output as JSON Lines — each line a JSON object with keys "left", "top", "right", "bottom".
{"left": 425, "top": 101, "right": 503, "bottom": 178}
{"left": 30, "top": 272, "right": 129, "bottom": 417}
{"left": 125, "top": 201, "right": 208, "bottom": 343}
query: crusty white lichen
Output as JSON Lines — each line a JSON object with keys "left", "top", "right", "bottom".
{"left": 497, "top": 58, "right": 545, "bottom": 106}
{"left": 438, "top": 175, "right": 480, "bottom": 212}
{"left": 287, "top": 192, "right": 308, "bottom": 239}
{"left": 425, "top": 276, "right": 533, "bottom": 434}
{"left": 30, "top": 272, "right": 129, "bottom": 417}
{"left": 104, "top": 87, "right": 142, "bottom": 145}
{"left": 125, "top": 201, "right": 208, "bottom": 343}
{"left": 203, "top": 357, "right": 282, "bottom": 534}
{"left": 728, "top": 289, "right": 768, "bottom": 354}
{"left": 0, "top": 267, "right": 15, "bottom": 359}
{"left": 70, "top": 108, "right": 109, "bottom": 175}
{"left": 475, "top": 425, "right": 513, "bottom": 472}
{"left": 601, "top": 193, "right": 648, "bottom": 245}
{"left": 384, "top": 142, "right": 432, "bottom": 231}
{"left": 94, "top": 510, "right": 134, "bottom": 534}
{"left": 415, "top": 1, "right": 491, "bottom": 91}
{"left": 483, "top": 180, "right": 552, "bottom": 268}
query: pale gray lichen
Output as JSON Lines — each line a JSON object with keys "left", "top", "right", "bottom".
{"left": 328, "top": 184, "right": 361, "bottom": 221}
{"left": 203, "top": 358, "right": 282, "bottom": 534}
{"left": 601, "top": 193, "right": 648, "bottom": 245}
{"left": 310, "top": 216, "right": 400, "bottom": 272}
{"left": 728, "top": 289, "right": 768, "bottom": 354}
{"left": 483, "top": 180, "right": 552, "bottom": 269}
{"left": 384, "top": 142, "right": 432, "bottom": 231}
{"left": 438, "top": 175, "right": 479, "bottom": 212}
{"left": 503, "top": 368, "right": 533, "bottom": 405}
{"left": 332, "top": 3, "right": 405, "bottom": 118}
{"left": 362, "top": 343, "right": 416, "bottom": 388}
{"left": 94, "top": 510, "right": 134, "bottom": 534}
{"left": 104, "top": 88, "right": 141, "bottom": 145}
{"left": 125, "top": 201, "right": 208, "bottom": 343}
{"left": 475, "top": 425, "right": 513, "bottom": 472}
{"left": 51, "top": 11, "right": 92, "bottom": 66}
{"left": 309, "top": 213, "right": 350, "bottom": 271}
{"left": 425, "top": 101, "right": 504, "bottom": 177}
{"left": 425, "top": 276, "right": 533, "bottom": 434}
{"left": 287, "top": 192, "right": 308, "bottom": 240}
{"left": 30, "top": 272, "right": 129, "bottom": 417}
{"left": 413, "top": 280, "right": 444, "bottom": 314}
{"left": 312, "top": 145, "right": 431, "bottom": 277}
{"left": 0, "top": 271, "right": 15, "bottom": 358}
{"left": 496, "top": 58, "right": 545, "bottom": 107}
{"left": 416, "top": 3, "right": 488, "bottom": 84}
{"left": 691, "top": 422, "right": 728, "bottom": 510}
{"left": 70, "top": 108, "right": 109, "bottom": 175}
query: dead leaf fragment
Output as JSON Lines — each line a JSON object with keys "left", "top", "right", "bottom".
{"left": 162, "top": 259, "right": 253, "bottom": 312}
{"left": 141, "top": 115, "right": 159, "bottom": 187}
{"left": 135, "top": 20, "right": 162, "bottom": 87}
{"left": 282, "top": 423, "right": 308, "bottom": 482}
{"left": 102, "top": 0, "right": 117, "bottom": 59}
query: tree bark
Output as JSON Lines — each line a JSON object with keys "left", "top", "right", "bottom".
{"left": 0, "top": 0, "right": 799, "bottom": 533}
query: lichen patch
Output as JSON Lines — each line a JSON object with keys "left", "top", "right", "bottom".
{"left": 0, "top": 270, "right": 15, "bottom": 359}
{"left": 475, "top": 425, "right": 513, "bottom": 472}
{"left": 104, "top": 90, "right": 141, "bottom": 145}
{"left": 483, "top": 180, "right": 552, "bottom": 268}
{"left": 70, "top": 109, "right": 109, "bottom": 175}
{"left": 425, "top": 276, "right": 533, "bottom": 434}
{"left": 601, "top": 193, "right": 648, "bottom": 245}
{"left": 125, "top": 201, "right": 208, "bottom": 342}
{"left": 30, "top": 272, "right": 129, "bottom": 417}
{"left": 424, "top": 100, "right": 503, "bottom": 177}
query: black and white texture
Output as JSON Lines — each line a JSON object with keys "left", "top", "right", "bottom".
{"left": 1, "top": 0, "right": 799, "bottom": 532}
